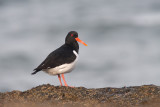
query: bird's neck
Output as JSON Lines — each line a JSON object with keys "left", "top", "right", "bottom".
{"left": 66, "top": 41, "right": 79, "bottom": 53}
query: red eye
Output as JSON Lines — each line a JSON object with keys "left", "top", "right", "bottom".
{"left": 71, "top": 34, "right": 74, "bottom": 37}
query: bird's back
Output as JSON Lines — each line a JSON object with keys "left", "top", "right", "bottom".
{"left": 32, "top": 44, "right": 77, "bottom": 74}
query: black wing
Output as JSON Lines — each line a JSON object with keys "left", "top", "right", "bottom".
{"left": 32, "top": 45, "right": 76, "bottom": 75}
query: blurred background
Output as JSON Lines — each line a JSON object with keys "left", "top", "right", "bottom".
{"left": 1, "top": 0, "right": 160, "bottom": 92}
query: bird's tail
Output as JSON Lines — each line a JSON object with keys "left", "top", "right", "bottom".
{"left": 31, "top": 69, "right": 39, "bottom": 75}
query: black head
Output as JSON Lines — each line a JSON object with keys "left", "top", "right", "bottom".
{"left": 65, "top": 31, "right": 87, "bottom": 46}
{"left": 65, "top": 31, "right": 87, "bottom": 52}
{"left": 65, "top": 31, "right": 79, "bottom": 52}
{"left": 65, "top": 31, "right": 78, "bottom": 44}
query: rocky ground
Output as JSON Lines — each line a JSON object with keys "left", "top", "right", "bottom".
{"left": 1, "top": 84, "right": 160, "bottom": 107}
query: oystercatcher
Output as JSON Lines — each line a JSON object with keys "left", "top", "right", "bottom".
{"left": 32, "top": 31, "right": 87, "bottom": 87}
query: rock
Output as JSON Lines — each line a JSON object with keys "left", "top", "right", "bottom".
{"left": 1, "top": 84, "right": 160, "bottom": 107}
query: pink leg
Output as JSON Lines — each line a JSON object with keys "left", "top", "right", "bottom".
{"left": 58, "top": 74, "right": 63, "bottom": 86}
{"left": 61, "top": 74, "right": 68, "bottom": 86}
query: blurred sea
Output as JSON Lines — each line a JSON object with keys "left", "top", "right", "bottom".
{"left": 1, "top": 0, "right": 160, "bottom": 92}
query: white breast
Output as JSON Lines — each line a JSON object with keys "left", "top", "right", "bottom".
{"left": 43, "top": 50, "right": 79, "bottom": 75}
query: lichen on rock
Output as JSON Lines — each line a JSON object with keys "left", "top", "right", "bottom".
{"left": 1, "top": 84, "right": 160, "bottom": 107}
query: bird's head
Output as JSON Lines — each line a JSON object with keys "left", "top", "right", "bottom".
{"left": 65, "top": 31, "right": 87, "bottom": 46}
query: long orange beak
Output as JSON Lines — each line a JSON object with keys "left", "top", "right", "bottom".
{"left": 75, "top": 37, "right": 87, "bottom": 46}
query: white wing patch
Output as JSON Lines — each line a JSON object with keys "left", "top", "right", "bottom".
{"left": 43, "top": 50, "right": 79, "bottom": 75}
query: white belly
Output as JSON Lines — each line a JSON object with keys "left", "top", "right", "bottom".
{"left": 43, "top": 50, "right": 78, "bottom": 75}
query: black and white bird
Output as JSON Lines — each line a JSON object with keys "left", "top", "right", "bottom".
{"left": 32, "top": 31, "right": 87, "bottom": 86}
